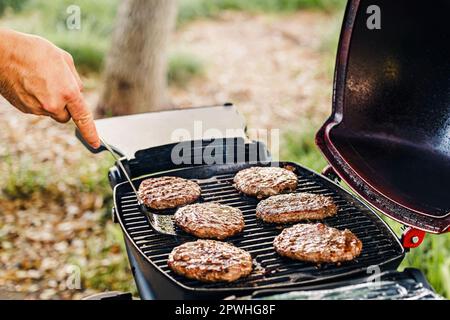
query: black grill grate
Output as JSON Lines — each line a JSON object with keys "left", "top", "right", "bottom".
{"left": 114, "top": 162, "right": 404, "bottom": 293}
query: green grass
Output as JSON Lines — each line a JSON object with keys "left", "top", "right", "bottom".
{"left": 0, "top": 0, "right": 29, "bottom": 16}
{"left": 178, "top": 0, "right": 345, "bottom": 25}
{"left": 168, "top": 51, "right": 205, "bottom": 86}
{"left": 281, "top": 122, "right": 327, "bottom": 172}
{"left": 51, "top": 36, "right": 107, "bottom": 73}
{"left": 0, "top": 149, "right": 113, "bottom": 203}
{"left": 394, "top": 223, "right": 450, "bottom": 298}
{"left": 2, "top": 154, "right": 50, "bottom": 198}
{"left": 385, "top": 219, "right": 450, "bottom": 299}
{"left": 403, "top": 235, "right": 450, "bottom": 298}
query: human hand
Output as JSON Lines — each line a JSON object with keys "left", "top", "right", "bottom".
{"left": 0, "top": 29, "right": 100, "bottom": 148}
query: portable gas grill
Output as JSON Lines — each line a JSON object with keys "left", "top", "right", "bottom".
{"left": 78, "top": 0, "right": 449, "bottom": 300}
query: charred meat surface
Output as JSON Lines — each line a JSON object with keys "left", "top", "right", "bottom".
{"left": 256, "top": 193, "right": 338, "bottom": 223}
{"left": 174, "top": 203, "right": 244, "bottom": 239}
{"left": 233, "top": 167, "right": 298, "bottom": 198}
{"left": 137, "top": 176, "right": 201, "bottom": 209}
{"left": 168, "top": 240, "right": 253, "bottom": 282}
{"left": 273, "top": 223, "right": 362, "bottom": 263}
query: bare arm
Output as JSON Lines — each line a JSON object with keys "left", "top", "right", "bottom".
{"left": 0, "top": 29, "right": 100, "bottom": 148}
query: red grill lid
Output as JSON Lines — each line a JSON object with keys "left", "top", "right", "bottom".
{"left": 316, "top": 0, "right": 450, "bottom": 233}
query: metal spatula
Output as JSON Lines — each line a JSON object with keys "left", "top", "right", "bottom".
{"left": 100, "top": 138, "right": 191, "bottom": 238}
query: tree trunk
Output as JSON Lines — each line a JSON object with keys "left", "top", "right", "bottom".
{"left": 97, "top": 0, "right": 177, "bottom": 117}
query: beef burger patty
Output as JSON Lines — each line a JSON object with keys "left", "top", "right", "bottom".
{"left": 138, "top": 176, "right": 201, "bottom": 210}
{"left": 256, "top": 193, "right": 338, "bottom": 223}
{"left": 168, "top": 240, "right": 253, "bottom": 282}
{"left": 233, "top": 166, "right": 298, "bottom": 198}
{"left": 174, "top": 203, "right": 244, "bottom": 239}
{"left": 273, "top": 223, "right": 362, "bottom": 263}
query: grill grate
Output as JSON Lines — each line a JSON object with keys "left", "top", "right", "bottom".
{"left": 115, "top": 162, "right": 404, "bottom": 292}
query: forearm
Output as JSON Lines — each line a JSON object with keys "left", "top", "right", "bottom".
{"left": 0, "top": 29, "right": 18, "bottom": 101}
{"left": 0, "top": 29, "right": 28, "bottom": 80}
{"left": 0, "top": 29, "right": 19, "bottom": 68}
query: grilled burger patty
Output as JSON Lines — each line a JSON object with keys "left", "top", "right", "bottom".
{"left": 168, "top": 240, "right": 253, "bottom": 282}
{"left": 256, "top": 193, "right": 338, "bottom": 223}
{"left": 273, "top": 223, "right": 362, "bottom": 263}
{"left": 138, "top": 176, "right": 201, "bottom": 210}
{"left": 233, "top": 167, "right": 298, "bottom": 198}
{"left": 174, "top": 203, "right": 244, "bottom": 239}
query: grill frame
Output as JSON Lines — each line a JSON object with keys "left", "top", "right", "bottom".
{"left": 113, "top": 161, "right": 404, "bottom": 299}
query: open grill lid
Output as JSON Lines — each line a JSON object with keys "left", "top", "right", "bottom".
{"left": 316, "top": 0, "right": 450, "bottom": 233}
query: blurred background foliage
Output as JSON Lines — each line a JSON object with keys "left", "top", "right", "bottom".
{"left": 0, "top": 0, "right": 28, "bottom": 15}
{"left": 177, "top": 0, "right": 344, "bottom": 25}
{"left": 0, "top": 0, "right": 345, "bottom": 76}
{"left": 0, "top": 0, "right": 448, "bottom": 299}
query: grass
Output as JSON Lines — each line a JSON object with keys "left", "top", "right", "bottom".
{"left": 397, "top": 224, "right": 450, "bottom": 298}
{"left": 407, "top": 237, "right": 450, "bottom": 298}
{"left": 281, "top": 122, "right": 327, "bottom": 172}
{"left": 2, "top": 154, "right": 50, "bottom": 199}
{"left": 178, "top": 0, "right": 346, "bottom": 25}
{"left": 1, "top": 151, "right": 113, "bottom": 199}
{"left": 50, "top": 37, "right": 108, "bottom": 74}
{"left": 0, "top": 0, "right": 29, "bottom": 16}
{"left": 385, "top": 219, "right": 450, "bottom": 298}
{"left": 168, "top": 51, "right": 205, "bottom": 87}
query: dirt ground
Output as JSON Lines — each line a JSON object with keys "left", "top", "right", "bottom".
{"left": 170, "top": 11, "right": 341, "bottom": 130}
{"left": 0, "top": 10, "right": 342, "bottom": 299}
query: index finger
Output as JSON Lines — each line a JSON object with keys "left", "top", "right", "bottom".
{"left": 66, "top": 94, "right": 100, "bottom": 149}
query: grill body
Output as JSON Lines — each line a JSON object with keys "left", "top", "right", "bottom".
{"left": 113, "top": 161, "right": 404, "bottom": 299}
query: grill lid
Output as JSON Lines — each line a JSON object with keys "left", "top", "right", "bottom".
{"left": 316, "top": 0, "right": 450, "bottom": 233}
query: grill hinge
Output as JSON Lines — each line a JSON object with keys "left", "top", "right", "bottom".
{"left": 401, "top": 227, "right": 426, "bottom": 249}
{"left": 322, "top": 165, "right": 342, "bottom": 183}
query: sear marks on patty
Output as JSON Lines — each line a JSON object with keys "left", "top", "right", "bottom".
{"left": 138, "top": 176, "right": 201, "bottom": 210}
{"left": 174, "top": 203, "right": 244, "bottom": 240}
{"left": 273, "top": 223, "right": 362, "bottom": 263}
{"left": 256, "top": 193, "right": 338, "bottom": 223}
{"left": 168, "top": 240, "right": 253, "bottom": 282}
{"left": 233, "top": 166, "right": 298, "bottom": 198}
